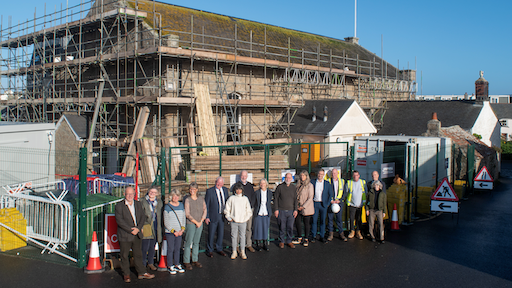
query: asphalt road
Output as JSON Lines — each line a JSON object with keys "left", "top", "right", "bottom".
{"left": 1, "top": 168, "right": 511, "bottom": 288}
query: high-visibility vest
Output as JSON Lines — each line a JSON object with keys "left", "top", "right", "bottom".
{"left": 346, "top": 179, "right": 366, "bottom": 206}
{"left": 328, "top": 177, "right": 345, "bottom": 199}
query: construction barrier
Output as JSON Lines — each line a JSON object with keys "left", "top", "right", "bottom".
{"left": 0, "top": 208, "right": 27, "bottom": 251}
{"left": 386, "top": 184, "right": 408, "bottom": 225}
{"left": 0, "top": 192, "right": 73, "bottom": 254}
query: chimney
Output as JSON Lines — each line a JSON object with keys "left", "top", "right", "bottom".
{"left": 323, "top": 106, "right": 328, "bottom": 122}
{"left": 427, "top": 112, "right": 441, "bottom": 136}
{"left": 475, "top": 70, "right": 489, "bottom": 102}
{"left": 312, "top": 106, "right": 317, "bottom": 122}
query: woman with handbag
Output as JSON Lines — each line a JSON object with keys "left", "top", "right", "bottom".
{"left": 295, "top": 170, "right": 314, "bottom": 247}
{"left": 164, "top": 189, "right": 186, "bottom": 274}
{"left": 140, "top": 186, "right": 163, "bottom": 271}
{"left": 183, "top": 182, "right": 206, "bottom": 270}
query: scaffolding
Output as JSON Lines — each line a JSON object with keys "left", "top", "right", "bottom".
{"left": 0, "top": 0, "right": 416, "bottom": 171}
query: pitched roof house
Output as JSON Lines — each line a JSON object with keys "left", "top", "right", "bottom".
{"left": 378, "top": 101, "right": 500, "bottom": 149}
{"left": 491, "top": 103, "right": 512, "bottom": 141}
{"left": 290, "top": 99, "right": 376, "bottom": 167}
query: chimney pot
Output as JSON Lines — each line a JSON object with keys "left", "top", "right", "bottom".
{"left": 432, "top": 112, "right": 437, "bottom": 120}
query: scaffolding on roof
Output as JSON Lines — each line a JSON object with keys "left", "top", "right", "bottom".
{"left": 0, "top": 0, "right": 416, "bottom": 172}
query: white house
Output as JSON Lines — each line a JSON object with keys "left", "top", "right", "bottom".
{"left": 289, "top": 99, "right": 376, "bottom": 167}
{"left": 377, "top": 100, "right": 500, "bottom": 149}
{"left": 491, "top": 104, "right": 512, "bottom": 141}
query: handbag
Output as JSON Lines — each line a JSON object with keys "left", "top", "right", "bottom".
{"left": 142, "top": 223, "right": 153, "bottom": 238}
{"left": 167, "top": 203, "right": 185, "bottom": 232}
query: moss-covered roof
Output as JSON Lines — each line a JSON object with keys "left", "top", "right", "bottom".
{"left": 123, "top": 0, "right": 400, "bottom": 78}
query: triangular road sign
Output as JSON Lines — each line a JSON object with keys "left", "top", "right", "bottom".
{"left": 474, "top": 166, "right": 493, "bottom": 182}
{"left": 431, "top": 178, "right": 459, "bottom": 201}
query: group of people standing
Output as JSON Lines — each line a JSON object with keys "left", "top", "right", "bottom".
{"left": 115, "top": 184, "right": 208, "bottom": 282}
{"left": 274, "top": 169, "right": 388, "bottom": 247}
{"left": 205, "top": 170, "right": 272, "bottom": 259}
{"left": 114, "top": 168, "right": 387, "bottom": 283}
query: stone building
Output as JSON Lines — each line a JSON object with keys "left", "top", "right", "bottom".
{"left": 1, "top": 0, "right": 416, "bottom": 163}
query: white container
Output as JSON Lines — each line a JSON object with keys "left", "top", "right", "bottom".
{"left": 353, "top": 135, "right": 452, "bottom": 188}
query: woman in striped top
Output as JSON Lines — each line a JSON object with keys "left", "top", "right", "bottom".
{"left": 164, "top": 189, "right": 186, "bottom": 274}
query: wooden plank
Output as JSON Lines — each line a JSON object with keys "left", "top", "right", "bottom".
{"left": 193, "top": 83, "right": 219, "bottom": 156}
{"left": 186, "top": 123, "right": 197, "bottom": 165}
{"left": 147, "top": 139, "right": 158, "bottom": 183}
{"left": 122, "top": 106, "right": 150, "bottom": 176}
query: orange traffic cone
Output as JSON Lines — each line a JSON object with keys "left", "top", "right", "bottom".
{"left": 157, "top": 236, "right": 168, "bottom": 271}
{"left": 84, "top": 231, "right": 105, "bottom": 274}
{"left": 390, "top": 203, "right": 400, "bottom": 231}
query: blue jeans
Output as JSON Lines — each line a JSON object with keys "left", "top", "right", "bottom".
{"left": 166, "top": 233, "right": 182, "bottom": 267}
{"left": 311, "top": 202, "right": 328, "bottom": 239}
{"left": 277, "top": 210, "right": 295, "bottom": 244}
{"left": 141, "top": 237, "right": 157, "bottom": 266}
{"left": 184, "top": 223, "right": 203, "bottom": 263}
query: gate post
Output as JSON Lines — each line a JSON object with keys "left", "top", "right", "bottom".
{"left": 77, "top": 147, "right": 88, "bottom": 268}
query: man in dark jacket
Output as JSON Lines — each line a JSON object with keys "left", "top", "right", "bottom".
{"left": 115, "top": 187, "right": 155, "bottom": 282}
{"left": 274, "top": 173, "right": 298, "bottom": 248}
{"left": 366, "top": 171, "right": 388, "bottom": 243}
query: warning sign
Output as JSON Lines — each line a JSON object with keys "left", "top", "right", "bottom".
{"left": 431, "top": 178, "right": 459, "bottom": 201}
{"left": 356, "top": 145, "right": 367, "bottom": 153}
{"left": 356, "top": 159, "right": 367, "bottom": 166}
{"left": 474, "top": 166, "right": 493, "bottom": 182}
{"left": 105, "top": 214, "right": 120, "bottom": 253}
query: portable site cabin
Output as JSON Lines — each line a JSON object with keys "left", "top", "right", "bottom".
{"left": 0, "top": 122, "right": 56, "bottom": 187}
{"left": 353, "top": 136, "right": 452, "bottom": 189}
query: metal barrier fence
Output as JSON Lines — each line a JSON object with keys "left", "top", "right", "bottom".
{"left": 0, "top": 142, "right": 482, "bottom": 267}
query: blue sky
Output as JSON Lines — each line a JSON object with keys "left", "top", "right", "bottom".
{"left": 2, "top": 0, "right": 511, "bottom": 95}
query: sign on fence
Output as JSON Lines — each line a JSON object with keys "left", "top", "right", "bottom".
{"left": 105, "top": 214, "right": 120, "bottom": 253}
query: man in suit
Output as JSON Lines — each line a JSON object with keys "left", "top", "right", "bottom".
{"left": 205, "top": 176, "right": 229, "bottom": 257}
{"left": 310, "top": 169, "right": 333, "bottom": 243}
{"left": 115, "top": 187, "right": 155, "bottom": 283}
{"left": 327, "top": 168, "right": 347, "bottom": 242}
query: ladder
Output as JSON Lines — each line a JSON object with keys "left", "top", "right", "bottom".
{"left": 215, "top": 68, "right": 243, "bottom": 155}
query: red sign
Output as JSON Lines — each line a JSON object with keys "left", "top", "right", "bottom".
{"left": 356, "top": 159, "right": 367, "bottom": 166}
{"left": 105, "top": 214, "right": 120, "bottom": 253}
{"left": 474, "top": 166, "right": 493, "bottom": 182}
{"left": 431, "top": 178, "right": 459, "bottom": 201}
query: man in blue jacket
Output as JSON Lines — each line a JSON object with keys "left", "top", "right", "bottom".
{"left": 205, "top": 176, "right": 229, "bottom": 257}
{"left": 310, "top": 169, "right": 333, "bottom": 243}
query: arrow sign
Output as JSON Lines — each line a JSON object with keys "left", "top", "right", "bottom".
{"left": 438, "top": 202, "right": 451, "bottom": 210}
{"left": 475, "top": 180, "right": 493, "bottom": 190}
{"left": 431, "top": 200, "right": 459, "bottom": 213}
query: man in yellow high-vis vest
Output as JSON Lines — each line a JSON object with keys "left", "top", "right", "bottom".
{"left": 327, "top": 169, "right": 347, "bottom": 242}
{"left": 343, "top": 170, "right": 366, "bottom": 240}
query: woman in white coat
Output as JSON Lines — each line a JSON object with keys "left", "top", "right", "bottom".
{"left": 224, "top": 182, "right": 252, "bottom": 260}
